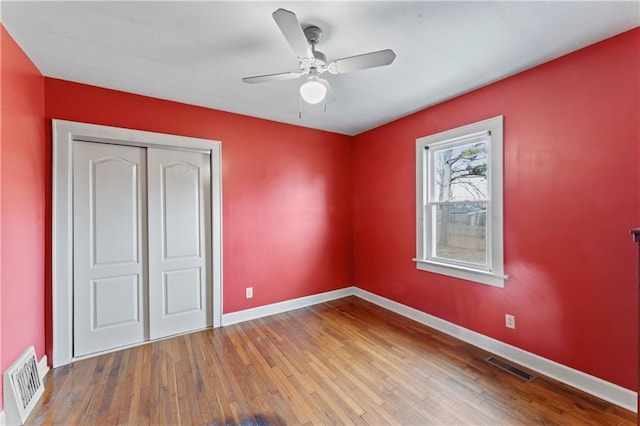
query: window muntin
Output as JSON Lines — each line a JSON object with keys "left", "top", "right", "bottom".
{"left": 414, "top": 116, "right": 506, "bottom": 287}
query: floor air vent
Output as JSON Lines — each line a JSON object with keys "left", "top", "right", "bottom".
{"left": 486, "top": 356, "right": 536, "bottom": 382}
{"left": 3, "top": 346, "right": 44, "bottom": 425}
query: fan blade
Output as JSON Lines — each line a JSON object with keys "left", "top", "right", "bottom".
{"left": 327, "top": 49, "right": 396, "bottom": 74}
{"left": 242, "top": 71, "right": 304, "bottom": 84}
{"left": 272, "top": 9, "right": 313, "bottom": 60}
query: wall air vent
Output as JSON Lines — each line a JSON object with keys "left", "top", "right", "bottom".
{"left": 486, "top": 356, "right": 536, "bottom": 382}
{"left": 3, "top": 346, "right": 45, "bottom": 425}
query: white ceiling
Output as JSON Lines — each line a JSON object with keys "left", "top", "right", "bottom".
{"left": 2, "top": 1, "right": 639, "bottom": 136}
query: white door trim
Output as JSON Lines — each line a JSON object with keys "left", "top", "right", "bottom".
{"left": 52, "top": 119, "right": 223, "bottom": 367}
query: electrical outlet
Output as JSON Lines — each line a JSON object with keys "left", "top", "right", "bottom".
{"left": 245, "top": 287, "right": 253, "bottom": 299}
{"left": 505, "top": 314, "right": 515, "bottom": 329}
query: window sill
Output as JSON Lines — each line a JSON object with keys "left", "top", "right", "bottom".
{"left": 412, "top": 258, "right": 508, "bottom": 288}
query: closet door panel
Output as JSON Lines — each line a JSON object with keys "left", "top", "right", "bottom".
{"left": 73, "top": 141, "right": 147, "bottom": 357}
{"left": 148, "top": 148, "right": 211, "bottom": 339}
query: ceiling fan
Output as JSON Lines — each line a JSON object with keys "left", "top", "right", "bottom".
{"left": 242, "top": 8, "right": 397, "bottom": 106}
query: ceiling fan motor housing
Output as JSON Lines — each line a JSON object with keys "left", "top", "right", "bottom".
{"left": 300, "top": 25, "right": 327, "bottom": 71}
{"left": 303, "top": 25, "right": 324, "bottom": 45}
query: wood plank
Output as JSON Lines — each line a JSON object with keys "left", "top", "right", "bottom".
{"left": 27, "top": 296, "right": 636, "bottom": 425}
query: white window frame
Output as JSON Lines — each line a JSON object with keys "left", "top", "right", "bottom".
{"left": 413, "top": 116, "right": 507, "bottom": 287}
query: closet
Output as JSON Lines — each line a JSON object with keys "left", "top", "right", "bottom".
{"left": 51, "top": 120, "right": 221, "bottom": 365}
{"left": 72, "top": 140, "right": 212, "bottom": 357}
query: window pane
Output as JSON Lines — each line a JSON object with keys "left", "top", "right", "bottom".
{"left": 432, "top": 141, "right": 488, "bottom": 202}
{"left": 433, "top": 203, "right": 487, "bottom": 265}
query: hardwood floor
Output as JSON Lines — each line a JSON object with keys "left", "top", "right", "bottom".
{"left": 29, "top": 296, "right": 635, "bottom": 425}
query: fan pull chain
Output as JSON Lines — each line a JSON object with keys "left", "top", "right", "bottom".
{"left": 298, "top": 92, "right": 328, "bottom": 118}
{"left": 299, "top": 95, "right": 303, "bottom": 119}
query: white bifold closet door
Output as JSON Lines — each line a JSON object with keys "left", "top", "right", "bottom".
{"left": 73, "top": 141, "right": 211, "bottom": 358}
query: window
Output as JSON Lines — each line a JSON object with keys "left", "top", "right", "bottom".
{"left": 414, "top": 116, "right": 507, "bottom": 287}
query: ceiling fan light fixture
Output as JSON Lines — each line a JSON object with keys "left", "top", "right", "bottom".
{"left": 300, "top": 77, "right": 327, "bottom": 104}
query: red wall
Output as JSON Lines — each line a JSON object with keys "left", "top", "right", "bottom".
{"left": 44, "top": 78, "right": 354, "bottom": 314}
{"left": 353, "top": 28, "right": 640, "bottom": 391}
{"left": 0, "top": 25, "right": 47, "bottom": 410}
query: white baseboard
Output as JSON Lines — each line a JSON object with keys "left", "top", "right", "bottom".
{"left": 38, "top": 355, "right": 49, "bottom": 381}
{"left": 353, "top": 287, "right": 637, "bottom": 413}
{"left": 0, "top": 410, "right": 5, "bottom": 426}
{"left": 221, "top": 286, "right": 356, "bottom": 326}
